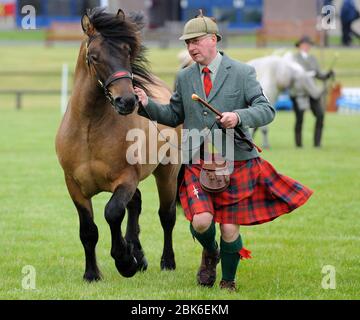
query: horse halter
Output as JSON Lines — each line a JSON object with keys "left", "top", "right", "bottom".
{"left": 85, "top": 35, "right": 134, "bottom": 107}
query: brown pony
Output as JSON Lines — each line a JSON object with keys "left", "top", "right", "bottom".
{"left": 55, "top": 8, "right": 181, "bottom": 281}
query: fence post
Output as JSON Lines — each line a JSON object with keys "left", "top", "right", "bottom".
{"left": 16, "top": 91, "right": 22, "bottom": 110}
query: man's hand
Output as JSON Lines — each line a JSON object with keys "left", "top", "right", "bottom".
{"left": 327, "top": 69, "right": 335, "bottom": 79}
{"left": 216, "top": 112, "right": 240, "bottom": 129}
{"left": 134, "top": 86, "right": 149, "bottom": 107}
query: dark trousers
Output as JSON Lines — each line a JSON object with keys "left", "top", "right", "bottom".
{"left": 341, "top": 18, "right": 360, "bottom": 46}
{"left": 291, "top": 97, "right": 324, "bottom": 147}
{"left": 342, "top": 21, "right": 352, "bottom": 45}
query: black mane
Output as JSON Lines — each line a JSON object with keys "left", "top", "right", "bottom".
{"left": 87, "top": 7, "right": 153, "bottom": 94}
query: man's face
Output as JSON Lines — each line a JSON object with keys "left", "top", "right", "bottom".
{"left": 299, "top": 42, "right": 312, "bottom": 53}
{"left": 185, "top": 34, "right": 217, "bottom": 65}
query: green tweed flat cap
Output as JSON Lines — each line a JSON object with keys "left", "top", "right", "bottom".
{"left": 179, "top": 10, "right": 222, "bottom": 42}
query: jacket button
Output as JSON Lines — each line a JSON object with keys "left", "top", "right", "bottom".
{"left": 203, "top": 111, "right": 208, "bottom": 116}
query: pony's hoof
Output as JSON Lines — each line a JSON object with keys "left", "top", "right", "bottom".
{"left": 83, "top": 271, "right": 102, "bottom": 282}
{"left": 160, "top": 257, "right": 176, "bottom": 271}
{"left": 133, "top": 249, "right": 148, "bottom": 271}
{"left": 137, "top": 255, "right": 148, "bottom": 272}
{"left": 115, "top": 256, "right": 138, "bottom": 278}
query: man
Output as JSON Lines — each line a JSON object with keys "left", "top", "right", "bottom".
{"left": 340, "top": 0, "right": 360, "bottom": 46}
{"left": 292, "top": 36, "right": 334, "bottom": 148}
{"left": 135, "top": 12, "right": 313, "bottom": 291}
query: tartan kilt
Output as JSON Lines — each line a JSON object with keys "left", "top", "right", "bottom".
{"left": 179, "top": 157, "right": 313, "bottom": 225}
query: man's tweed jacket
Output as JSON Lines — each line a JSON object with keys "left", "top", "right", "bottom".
{"left": 138, "top": 53, "right": 276, "bottom": 161}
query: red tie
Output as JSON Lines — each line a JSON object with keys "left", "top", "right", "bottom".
{"left": 202, "top": 67, "right": 212, "bottom": 97}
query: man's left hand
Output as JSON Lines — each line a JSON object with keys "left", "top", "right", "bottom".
{"left": 216, "top": 112, "right": 239, "bottom": 129}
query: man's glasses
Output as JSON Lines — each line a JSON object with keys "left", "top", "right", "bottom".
{"left": 185, "top": 34, "right": 213, "bottom": 47}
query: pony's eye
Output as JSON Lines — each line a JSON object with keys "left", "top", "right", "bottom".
{"left": 119, "top": 43, "right": 131, "bottom": 56}
{"left": 90, "top": 54, "right": 99, "bottom": 62}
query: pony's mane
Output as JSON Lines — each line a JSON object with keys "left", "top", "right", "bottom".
{"left": 87, "top": 7, "right": 153, "bottom": 94}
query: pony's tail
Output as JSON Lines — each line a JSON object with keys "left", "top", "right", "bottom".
{"left": 176, "top": 164, "right": 185, "bottom": 205}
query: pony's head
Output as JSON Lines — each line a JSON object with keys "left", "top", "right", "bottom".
{"left": 81, "top": 8, "right": 151, "bottom": 115}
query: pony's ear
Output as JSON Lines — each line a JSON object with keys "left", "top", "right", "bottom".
{"left": 116, "top": 9, "right": 125, "bottom": 21}
{"left": 81, "top": 13, "right": 95, "bottom": 36}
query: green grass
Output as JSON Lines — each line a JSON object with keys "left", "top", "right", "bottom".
{"left": 0, "top": 29, "right": 46, "bottom": 41}
{"left": 0, "top": 45, "right": 360, "bottom": 300}
{"left": 0, "top": 106, "right": 359, "bottom": 300}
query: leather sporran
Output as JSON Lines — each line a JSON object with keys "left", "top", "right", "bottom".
{"left": 199, "top": 161, "right": 230, "bottom": 193}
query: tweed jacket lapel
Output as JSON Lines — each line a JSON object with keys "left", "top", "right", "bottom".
{"left": 207, "top": 54, "right": 231, "bottom": 103}
{"left": 189, "top": 63, "right": 206, "bottom": 100}
{"left": 188, "top": 54, "right": 232, "bottom": 102}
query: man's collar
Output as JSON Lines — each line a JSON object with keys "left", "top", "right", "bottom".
{"left": 199, "top": 51, "right": 223, "bottom": 73}
{"left": 300, "top": 51, "right": 309, "bottom": 59}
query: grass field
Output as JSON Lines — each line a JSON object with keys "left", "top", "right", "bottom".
{"left": 0, "top": 44, "right": 360, "bottom": 300}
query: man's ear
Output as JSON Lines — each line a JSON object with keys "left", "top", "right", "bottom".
{"left": 81, "top": 13, "right": 95, "bottom": 36}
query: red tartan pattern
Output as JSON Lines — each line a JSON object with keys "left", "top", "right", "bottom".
{"left": 179, "top": 157, "right": 313, "bottom": 225}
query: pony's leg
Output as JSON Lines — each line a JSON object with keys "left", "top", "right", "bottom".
{"left": 153, "top": 165, "right": 177, "bottom": 270}
{"left": 65, "top": 176, "right": 101, "bottom": 282}
{"left": 125, "top": 188, "right": 148, "bottom": 271}
{"left": 104, "top": 183, "right": 138, "bottom": 278}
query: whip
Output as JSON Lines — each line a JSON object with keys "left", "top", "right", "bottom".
{"left": 191, "top": 94, "right": 262, "bottom": 153}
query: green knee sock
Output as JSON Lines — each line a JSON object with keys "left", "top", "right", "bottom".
{"left": 190, "top": 221, "right": 217, "bottom": 252}
{"left": 220, "top": 236, "right": 243, "bottom": 281}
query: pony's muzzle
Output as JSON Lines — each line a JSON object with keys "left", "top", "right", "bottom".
{"left": 114, "top": 94, "right": 138, "bottom": 115}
